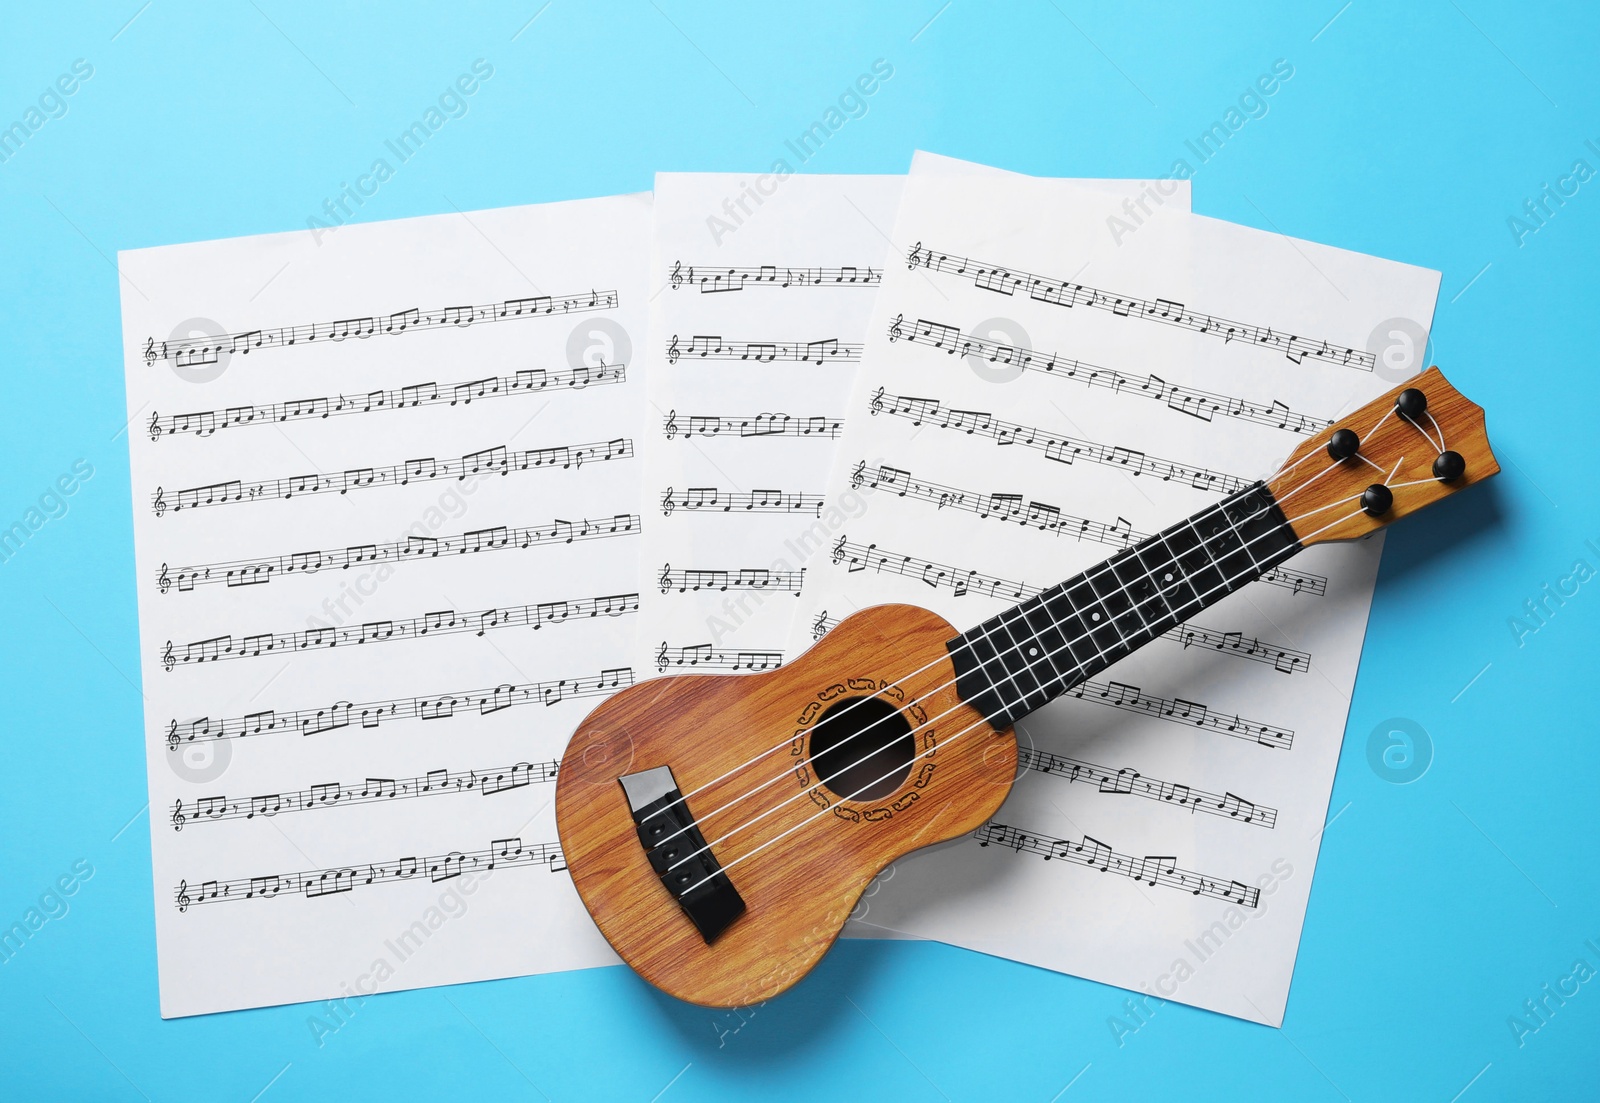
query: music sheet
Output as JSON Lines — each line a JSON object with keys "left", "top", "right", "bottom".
{"left": 120, "top": 196, "right": 650, "bottom": 1017}
{"left": 636, "top": 161, "right": 1189, "bottom": 679}
{"left": 784, "top": 155, "right": 1440, "bottom": 1025}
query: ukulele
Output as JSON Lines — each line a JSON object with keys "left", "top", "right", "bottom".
{"left": 555, "top": 367, "right": 1497, "bottom": 1006}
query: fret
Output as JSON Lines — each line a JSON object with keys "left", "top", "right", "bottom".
{"left": 1107, "top": 548, "right": 1168, "bottom": 634}
{"left": 1221, "top": 502, "right": 1265, "bottom": 574}
{"left": 1177, "top": 509, "right": 1235, "bottom": 601}
{"left": 1191, "top": 502, "right": 1256, "bottom": 597}
{"left": 992, "top": 607, "right": 1052, "bottom": 714}
{"left": 950, "top": 617, "right": 1012, "bottom": 726}
{"left": 1226, "top": 486, "right": 1300, "bottom": 575}
{"left": 1034, "top": 586, "right": 1102, "bottom": 677}
{"left": 1084, "top": 549, "right": 1141, "bottom": 636}
{"left": 1127, "top": 536, "right": 1188, "bottom": 629}
{"left": 1144, "top": 528, "right": 1203, "bottom": 619}
{"left": 1016, "top": 597, "right": 1079, "bottom": 688}
{"left": 1059, "top": 576, "right": 1132, "bottom": 665}
{"left": 947, "top": 481, "right": 1305, "bottom": 728}
{"left": 1157, "top": 518, "right": 1226, "bottom": 608}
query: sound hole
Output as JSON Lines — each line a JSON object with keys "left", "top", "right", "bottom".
{"left": 809, "top": 696, "right": 914, "bottom": 802}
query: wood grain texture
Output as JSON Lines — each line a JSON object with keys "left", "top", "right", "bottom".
{"left": 1268, "top": 367, "right": 1499, "bottom": 545}
{"left": 555, "top": 604, "right": 1018, "bottom": 1007}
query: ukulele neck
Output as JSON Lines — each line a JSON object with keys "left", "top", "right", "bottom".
{"left": 947, "top": 482, "right": 1302, "bottom": 728}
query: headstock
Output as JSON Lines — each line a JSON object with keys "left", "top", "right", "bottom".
{"left": 1266, "top": 367, "right": 1498, "bottom": 546}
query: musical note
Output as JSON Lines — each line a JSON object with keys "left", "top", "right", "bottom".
{"left": 164, "top": 593, "right": 638, "bottom": 669}
{"left": 973, "top": 821, "right": 1261, "bottom": 906}
{"left": 663, "top": 412, "right": 844, "bottom": 440}
{"left": 658, "top": 565, "right": 804, "bottom": 596}
{"left": 145, "top": 364, "right": 623, "bottom": 441}
{"left": 895, "top": 320, "right": 1331, "bottom": 436}
{"left": 172, "top": 760, "right": 561, "bottom": 829}
{"left": 655, "top": 643, "right": 783, "bottom": 672}
{"left": 158, "top": 514, "right": 639, "bottom": 595}
{"left": 908, "top": 245, "right": 1373, "bottom": 370}
{"left": 1175, "top": 624, "right": 1311, "bottom": 675}
{"left": 875, "top": 393, "right": 1251, "bottom": 495}
{"left": 657, "top": 487, "right": 824, "bottom": 516}
{"left": 140, "top": 292, "right": 617, "bottom": 366}
{"left": 668, "top": 261, "right": 881, "bottom": 292}
{"left": 154, "top": 437, "right": 633, "bottom": 514}
{"left": 172, "top": 837, "right": 567, "bottom": 909}
{"left": 1218, "top": 792, "right": 1260, "bottom": 823}
{"left": 661, "top": 335, "right": 862, "bottom": 364}
{"left": 162, "top": 667, "right": 632, "bottom": 750}
{"left": 1063, "top": 680, "right": 1293, "bottom": 750}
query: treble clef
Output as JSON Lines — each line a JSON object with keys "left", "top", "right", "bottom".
{"left": 162, "top": 641, "right": 175, "bottom": 672}
{"left": 660, "top": 487, "right": 675, "bottom": 516}
{"left": 831, "top": 535, "right": 847, "bottom": 564}
{"left": 906, "top": 242, "right": 923, "bottom": 269}
{"left": 655, "top": 641, "right": 669, "bottom": 673}
{"left": 158, "top": 563, "right": 171, "bottom": 594}
{"left": 152, "top": 487, "right": 166, "bottom": 517}
{"left": 664, "top": 409, "right": 678, "bottom": 439}
{"left": 658, "top": 563, "right": 672, "bottom": 593}
{"left": 166, "top": 718, "right": 180, "bottom": 752}
{"left": 812, "top": 610, "right": 829, "bottom": 641}
{"left": 849, "top": 460, "right": 866, "bottom": 490}
{"left": 669, "top": 261, "right": 683, "bottom": 290}
{"left": 176, "top": 879, "right": 190, "bottom": 913}
{"left": 143, "top": 337, "right": 157, "bottom": 365}
{"left": 888, "top": 313, "right": 903, "bottom": 342}
{"left": 667, "top": 335, "right": 680, "bottom": 365}
{"left": 148, "top": 411, "right": 163, "bottom": 441}
{"left": 171, "top": 799, "right": 186, "bottom": 832}
{"left": 869, "top": 386, "right": 884, "bottom": 416}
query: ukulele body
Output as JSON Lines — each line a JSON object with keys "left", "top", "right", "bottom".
{"left": 555, "top": 604, "right": 1017, "bottom": 1006}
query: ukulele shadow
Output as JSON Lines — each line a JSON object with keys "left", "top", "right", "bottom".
{"left": 1369, "top": 471, "right": 1510, "bottom": 585}
{"left": 624, "top": 923, "right": 913, "bottom": 1060}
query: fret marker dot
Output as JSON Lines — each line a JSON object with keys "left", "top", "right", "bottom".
{"left": 1028, "top": 647, "right": 1038, "bottom": 658}
{"left": 1091, "top": 612, "right": 1101, "bottom": 622}
{"left": 1164, "top": 572, "right": 1173, "bottom": 583}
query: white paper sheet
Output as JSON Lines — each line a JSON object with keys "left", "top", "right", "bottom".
{"left": 783, "top": 155, "right": 1440, "bottom": 1025}
{"left": 635, "top": 161, "right": 1189, "bottom": 677}
{"left": 120, "top": 196, "right": 652, "bottom": 1017}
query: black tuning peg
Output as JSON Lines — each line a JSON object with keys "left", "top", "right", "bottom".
{"left": 1361, "top": 484, "right": 1394, "bottom": 517}
{"left": 1396, "top": 388, "right": 1427, "bottom": 419}
{"left": 1326, "top": 428, "right": 1360, "bottom": 461}
{"left": 1433, "top": 450, "right": 1465, "bottom": 482}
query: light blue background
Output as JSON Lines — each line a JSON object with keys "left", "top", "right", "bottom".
{"left": 2, "top": 2, "right": 1595, "bottom": 1099}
